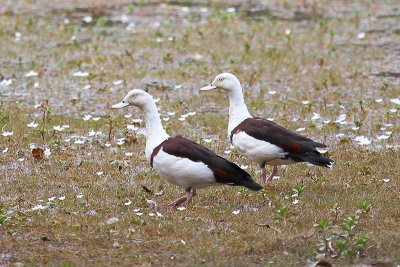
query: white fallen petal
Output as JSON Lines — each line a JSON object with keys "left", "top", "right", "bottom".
{"left": 377, "top": 135, "right": 390, "bottom": 140}
{"left": 25, "top": 70, "right": 38, "bottom": 77}
{"left": 44, "top": 148, "right": 51, "bottom": 157}
{"left": 27, "top": 122, "right": 39, "bottom": 128}
{"left": 83, "top": 115, "right": 92, "bottom": 121}
{"left": 232, "top": 210, "right": 240, "bottom": 215}
{"left": 311, "top": 113, "right": 321, "bottom": 120}
{"left": 354, "top": 136, "right": 371, "bottom": 145}
{"left": 2, "top": 131, "right": 13, "bottom": 137}
{"left": 105, "top": 217, "right": 119, "bottom": 224}
{"left": 74, "top": 139, "right": 85, "bottom": 144}
{"left": 82, "top": 16, "right": 93, "bottom": 23}
{"left": 296, "top": 127, "right": 305, "bottom": 132}
{"left": 72, "top": 71, "right": 89, "bottom": 77}
{"left": 390, "top": 98, "right": 400, "bottom": 105}
{"left": 335, "top": 114, "right": 346, "bottom": 123}
{"left": 176, "top": 206, "right": 186, "bottom": 211}
{"left": 124, "top": 199, "right": 132, "bottom": 206}
{"left": 53, "top": 125, "right": 64, "bottom": 132}
{"left": 113, "top": 80, "right": 123, "bottom": 85}
{"left": 357, "top": 32, "right": 366, "bottom": 39}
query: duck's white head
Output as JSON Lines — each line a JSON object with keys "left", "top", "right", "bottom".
{"left": 200, "top": 73, "right": 242, "bottom": 92}
{"left": 112, "top": 89, "right": 153, "bottom": 109}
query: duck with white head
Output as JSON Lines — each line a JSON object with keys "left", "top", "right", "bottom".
{"left": 200, "top": 73, "right": 334, "bottom": 183}
{"left": 112, "top": 89, "right": 262, "bottom": 208}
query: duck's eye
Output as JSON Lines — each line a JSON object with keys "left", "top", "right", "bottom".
{"left": 122, "top": 100, "right": 126, "bottom": 103}
{"left": 219, "top": 78, "right": 224, "bottom": 82}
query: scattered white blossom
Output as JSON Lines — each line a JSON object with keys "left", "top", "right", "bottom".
{"left": 285, "top": 28, "right": 292, "bottom": 35}
{"left": 31, "top": 204, "right": 48, "bottom": 211}
{"left": 176, "top": 206, "right": 186, "bottom": 211}
{"left": 44, "top": 148, "right": 51, "bottom": 157}
{"left": 105, "top": 217, "right": 119, "bottom": 225}
{"left": 27, "top": 121, "right": 39, "bottom": 128}
{"left": 74, "top": 139, "right": 85, "bottom": 144}
{"left": 25, "top": 70, "right": 38, "bottom": 77}
{"left": 311, "top": 113, "right": 321, "bottom": 120}
{"left": 72, "top": 71, "right": 89, "bottom": 77}
{"left": 357, "top": 32, "right": 366, "bottom": 39}
{"left": 390, "top": 98, "right": 400, "bottom": 105}
{"left": 127, "top": 124, "right": 138, "bottom": 131}
{"left": 97, "top": 171, "right": 104, "bottom": 176}
{"left": 15, "top": 31, "right": 22, "bottom": 41}
{"left": 76, "top": 194, "right": 84, "bottom": 199}
{"left": 0, "top": 79, "right": 12, "bottom": 87}
{"left": 335, "top": 114, "right": 347, "bottom": 124}
{"left": 125, "top": 152, "right": 133, "bottom": 157}
{"left": 132, "top": 118, "right": 143, "bottom": 123}
{"left": 83, "top": 115, "right": 92, "bottom": 121}
{"left": 82, "top": 16, "right": 93, "bottom": 23}
{"left": 232, "top": 210, "right": 240, "bottom": 215}
{"left": 124, "top": 199, "right": 132, "bottom": 206}
{"left": 58, "top": 196, "right": 65, "bottom": 201}
{"left": 354, "top": 136, "right": 371, "bottom": 146}
{"left": 113, "top": 80, "right": 123, "bottom": 85}
{"left": 2, "top": 131, "right": 13, "bottom": 137}
{"left": 296, "top": 127, "right": 305, "bottom": 132}
{"left": 92, "top": 117, "right": 100, "bottom": 121}
{"left": 377, "top": 135, "right": 390, "bottom": 140}
{"left": 116, "top": 138, "right": 125, "bottom": 145}
{"left": 225, "top": 7, "right": 236, "bottom": 13}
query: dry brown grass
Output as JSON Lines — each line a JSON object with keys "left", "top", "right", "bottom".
{"left": 1, "top": 0, "right": 399, "bottom": 266}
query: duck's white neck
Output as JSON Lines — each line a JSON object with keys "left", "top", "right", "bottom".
{"left": 141, "top": 101, "right": 169, "bottom": 160}
{"left": 227, "top": 86, "right": 252, "bottom": 136}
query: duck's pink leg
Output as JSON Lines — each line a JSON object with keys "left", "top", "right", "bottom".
{"left": 167, "top": 189, "right": 196, "bottom": 208}
{"left": 264, "top": 166, "right": 278, "bottom": 183}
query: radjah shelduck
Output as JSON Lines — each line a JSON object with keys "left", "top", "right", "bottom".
{"left": 112, "top": 89, "right": 263, "bottom": 207}
{"left": 200, "top": 73, "right": 334, "bottom": 183}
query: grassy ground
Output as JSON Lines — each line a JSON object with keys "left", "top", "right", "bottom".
{"left": 1, "top": 0, "right": 399, "bottom": 266}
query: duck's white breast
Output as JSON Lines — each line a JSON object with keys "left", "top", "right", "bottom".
{"left": 232, "top": 131, "right": 287, "bottom": 165}
{"left": 152, "top": 149, "right": 216, "bottom": 189}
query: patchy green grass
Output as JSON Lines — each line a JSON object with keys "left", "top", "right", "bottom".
{"left": 1, "top": 0, "right": 399, "bottom": 266}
